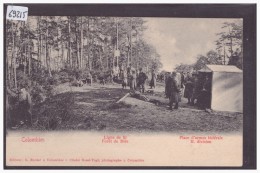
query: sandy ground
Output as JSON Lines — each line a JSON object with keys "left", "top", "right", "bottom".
{"left": 24, "top": 82, "right": 243, "bottom": 133}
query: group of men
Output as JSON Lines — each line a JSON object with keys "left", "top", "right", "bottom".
{"left": 183, "top": 72, "right": 212, "bottom": 109}
{"left": 8, "top": 67, "right": 212, "bottom": 128}
{"left": 164, "top": 71, "right": 212, "bottom": 110}
{"left": 76, "top": 71, "right": 93, "bottom": 87}
{"left": 121, "top": 66, "right": 148, "bottom": 93}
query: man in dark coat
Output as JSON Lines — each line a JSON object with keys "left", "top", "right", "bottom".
{"left": 138, "top": 68, "right": 147, "bottom": 93}
{"left": 181, "top": 72, "right": 185, "bottom": 88}
{"left": 131, "top": 70, "right": 137, "bottom": 90}
{"left": 184, "top": 72, "right": 194, "bottom": 104}
{"left": 201, "top": 75, "right": 212, "bottom": 109}
{"left": 165, "top": 72, "right": 171, "bottom": 98}
{"left": 167, "top": 72, "right": 181, "bottom": 110}
{"left": 7, "top": 86, "right": 32, "bottom": 127}
{"left": 149, "top": 70, "right": 157, "bottom": 89}
{"left": 191, "top": 76, "right": 200, "bottom": 105}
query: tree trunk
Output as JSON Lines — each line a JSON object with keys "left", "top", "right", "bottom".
{"left": 39, "top": 17, "right": 42, "bottom": 67}
{"left": 11, "top": 21, "right": 17, "bottom": 89}
{"left": 24, "top": 40, "right": 27, "bottom": 74}
{"left": 40, "top": 35, "right": 43, "bottom": 67}
{"left": 76, "top": 22, "right": 80, "bottom": 69}
{"left": 223, "top": 46, "right": 226, "bottom": 65}
{"left": 87, "top": 17, "right": 91, "bottom": 70}
{"left": 37, "top": 16, "right": 40, "bottom": 63}
{"left": 39, "top": 17, "right": 43, "bottom": 67}
{"left": 99, "top": 48, "right": 103, "bottom": 70}
{"left": 45, "top": 18, "right": 52, "bottom": 77}
{"left": 57, "top": 26, "right": 60, "bottom": 71}
{"left": 127, "top": 48, "right": 129, "bottom": 67}
{"left": 57, "top": 45, "right": 60, "bottom": 71}
{"left": 106, "top": 45, "right": 109, "bottom": 69}
{"left": 28, "top": 35, "right": 31, "bottom": 76}
{"left": 68, "top": 17, "right": 72, "bottom": 67}
{"left": 45, "top": 33, "right": 48, "bottom": 73}
{"left": 230, "top": 37, "right": 233, "bottom": 56}
{"left": 130, "top": 18, "right": 132, "bottom": 65}
{"left": 137, "top": 51, "right": 139, "bottom": 70}
{"left": 61, "top": 42, "right": 64, "bottom": 66}
{"left": 48, "top": 48, "right": 52, "bottom": 77}
{"left": 80, "top": 16, "right": 83, "bottom": 69}
{"left": 7, "top": 37, "right": 11, "bottom": 85}
{"left": 116, "top": 20, "right": 119, "bottom": 67}
{"left": 77, "top": 36, "right": 80, "bottom": 68}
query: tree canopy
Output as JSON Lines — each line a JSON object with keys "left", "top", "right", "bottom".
{"left": 175, "top": 20, "right": 243, "bottom": 72}
{"left": 6, "top": 16, "right": 162, "bottom": 91}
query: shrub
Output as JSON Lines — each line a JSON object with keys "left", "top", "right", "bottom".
{"left": 30, "top": 84, "right": 47, "bottom": 104}
{"left": 16, "top": 70, "right": 31, "bottom": 89}
{"left": 58, "top": 71, "right": 70, "bottom": 83}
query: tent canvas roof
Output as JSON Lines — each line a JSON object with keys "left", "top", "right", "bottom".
{"left": 199, "top": 65, "right": 243, "bottom": 73}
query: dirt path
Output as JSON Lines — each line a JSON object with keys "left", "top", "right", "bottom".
{"left": 30, "top": 83, "right": 243, "bottom": 133}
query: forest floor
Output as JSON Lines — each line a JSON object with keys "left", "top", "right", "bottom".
{"left": 28, "top": 82, "right": 243, "bottom": 133}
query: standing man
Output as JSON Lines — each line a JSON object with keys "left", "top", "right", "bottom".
{"left": 181, "top": 72, "right": 185, "bottom": 88}
{"left": 201, "top": 75, "right": 211, "bottom": 109}
{"left": 8, "top": 85, "right": 32, "bottom": 127}
{"left": 19, "top": 86, "right": 32, "bottom": 126}
{"left": 138, "top": 68, "right": 147, "bottom": 93}
{"left": 122, "top": 69, "right": 128, "bottom": 89}
{"left": 167, "top": 72, "right": 181, "bottom": 110}
{"left": 86, "top": 71, "right": 92, "bottom": 86}
{"left": 184, "top": 72, "right": 194, "bottom": 104}
{"left": 127, "top": 64, "right": 132, "bottom": 88}
{"left": 149, "top": 70, "right": 157, "bottom": 89}
{"left": 191, "top": 75, "right": 200, "bottom": 105}
{"left": 131, "top": 69, "right": 137, "bottom": 90}
{"left": 165, "top": 72, "right": 171, "bottom": 98}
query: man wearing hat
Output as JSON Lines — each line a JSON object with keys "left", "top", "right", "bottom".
{"left": 137, "top": 68, "right": 147, "bottom": 93}
{"left": 167, "top": 71, "right": 181, "bottom": 110}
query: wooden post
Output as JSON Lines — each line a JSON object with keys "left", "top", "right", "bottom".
{"left": 116, "top": 93, "right": 130, "bottom": 103}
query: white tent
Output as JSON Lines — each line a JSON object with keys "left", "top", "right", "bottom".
{"left": 199, "top": 65, "right": 243, "bottom": 112}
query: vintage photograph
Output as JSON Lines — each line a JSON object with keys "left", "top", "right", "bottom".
{"left": 4, "top": 4, "right": 255, "bottom": 168}
{"left": 6, "top": 17, "right": 243, "bottom": 132}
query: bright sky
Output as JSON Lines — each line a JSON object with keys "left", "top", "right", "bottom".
{"left": 143, "top": 18, "right": 242, "bottom": 71}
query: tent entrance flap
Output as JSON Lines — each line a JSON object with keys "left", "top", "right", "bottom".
{"left": 197, "top": 72, "right": 213, "bottom": 109}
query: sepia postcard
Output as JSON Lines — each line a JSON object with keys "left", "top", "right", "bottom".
{"left": 3, "top": 4, "right": 256, "bottom": 169}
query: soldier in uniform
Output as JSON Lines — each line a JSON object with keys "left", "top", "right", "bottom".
{"left": 131, "top": 69, "right": 137, "bottom": 90}
{"left": 7, "top": 85, "right": 32, "bottom": 127}
{"left": 167, "top": 72, "right": 181, "bottom": 110}
{"left": 122, "top": 69, "right": 128, "bottom": 89}
{"left": 18, "top": 86, "right": 32, "bottom": 126}
{"left": 149, "top": 70, "right": 157, "bottom": 89}
{"left": 137, "top": 68, "right": 148, "bottom": 93}
{"left": 201, "top": 75, "right": 212, "bottom": 109}
{"left": 184, "top": 72, "right": 194, "bottom": 104}
{"left": 86, "top": 71, "right": 92, "bottom": 86}
{"left": 164, "top": 72, "right": 171, "bottom": 98}
{"left": 191, "top": 75, "right": 200, "bottom": 105}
